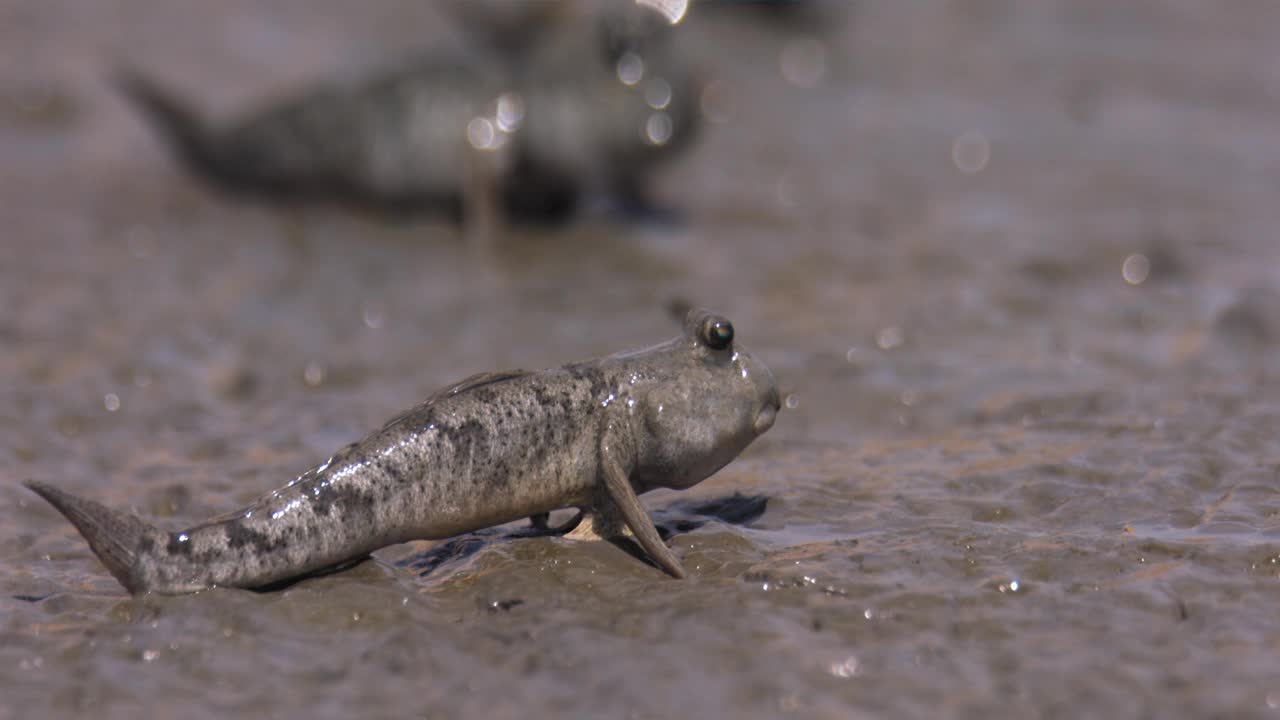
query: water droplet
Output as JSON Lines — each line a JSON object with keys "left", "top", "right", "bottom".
{"left": 616, "top": 52, "right": 645, "bottom": 86}
{"left": 495, "top": 92, "right": 524, "bottom": 132}
{"left": 829, "top": 655, "right": 859, "bottom": 678}
{"left": 636, "top": 0, "right": 688, "bottom": 24}
{"left": 302, "top": 362, "right": 325, "bottom": 387}
{"left": 780, "top": 37, "right": 827, "bottom": 89}
{"left": 1122, "top": 254, "right": 1150, "bottom": 285}
{"left": 876, "top": 326, "right": 905, "bottom": 350}
{"left": 466, "top": 117, "right": 496, "bottom": 150}
{"left": 141, "top": 649, "right": 159, "bottom": 663}
{"left": 699, "top": 80, "right": 736, "bottom": 125}
{"left": 952, "top": 131, "right": 990, "bottom": 174}
{"left": 845, "top": 347, "right": 860, "bottom": 364}
{"left": 103, "top": 393, "right": 121, "bottom": 412}
{"left": 784, "top": 394, "right": 800, "bottom": 410}
{"left": 644, "top": 112, "right": 673, "bottom": 145}
{"left": 362, "top": 302, "right": 386, "bottom": 329}
{"left": 644, "top": 78, "right": 672, "bottom": 110}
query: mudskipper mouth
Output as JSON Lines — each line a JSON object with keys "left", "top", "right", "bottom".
{"left": 753, "top": 388, "right": 781, "bottom": 435}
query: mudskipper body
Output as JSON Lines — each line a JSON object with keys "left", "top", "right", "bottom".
{"left": 25, "top": 310, "right": 779, "bottom": 595}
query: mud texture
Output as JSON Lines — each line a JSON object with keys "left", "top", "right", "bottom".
{"left": 4, "top": 1, "right": 1280, "bottom": 718}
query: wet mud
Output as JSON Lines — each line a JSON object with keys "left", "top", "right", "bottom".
{"left": 4, "top": 1, "right": 1280, "bottom": 718}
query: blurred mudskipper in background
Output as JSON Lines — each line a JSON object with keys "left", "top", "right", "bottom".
{"left": 116, "top": 0, "right": 702, "bottom": 230}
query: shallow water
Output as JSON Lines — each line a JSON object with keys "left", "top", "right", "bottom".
{"left": 5, "top": 1, "right": 1280, "bottom": 718}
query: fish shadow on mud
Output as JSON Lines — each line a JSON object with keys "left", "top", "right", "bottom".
{"left": 398, "top": 492, "right": 769, "bottom": 579}
{"left": 11, "top": 495, "right": 768, "bottom": 600}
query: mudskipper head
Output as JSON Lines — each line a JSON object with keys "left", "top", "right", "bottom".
{"left": 631, "top": 308, "right": 780, "bottom": 491}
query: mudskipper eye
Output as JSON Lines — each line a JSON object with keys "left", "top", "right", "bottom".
{"left": 702, "top": 318, "right": 734, "bottom": 350}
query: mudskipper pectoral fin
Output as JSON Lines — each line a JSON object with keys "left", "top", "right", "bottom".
{"left": 601, "top": 458, "right": 687, "bottom": 579}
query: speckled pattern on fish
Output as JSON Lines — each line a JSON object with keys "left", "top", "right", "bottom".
{"left": 24, "top": 309, "right": 780, "bottom": 595}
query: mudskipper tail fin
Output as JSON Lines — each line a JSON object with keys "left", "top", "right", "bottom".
{"left": 23, "top": 480, "right": 153, "bottom": 593}
{"left": 113, "top": 67, "right": 226, "bottom": 184}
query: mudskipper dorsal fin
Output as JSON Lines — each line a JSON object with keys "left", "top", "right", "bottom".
{"left": 424, "top": 370, "right": 532, "bottom": 403}
{"left": 379, "top": 370, "right": 531, "bottom": 431}
{"left": 23, "top": 480, "right": 155, "bottom": 593}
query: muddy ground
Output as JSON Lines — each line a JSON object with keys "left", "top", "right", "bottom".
{"left": 4, "top": 1, "right": 1280, "bottom": 718}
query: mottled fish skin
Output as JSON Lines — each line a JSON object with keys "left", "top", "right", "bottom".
{"left": 25, "top": 309, "right": 779, "bottom": 594}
